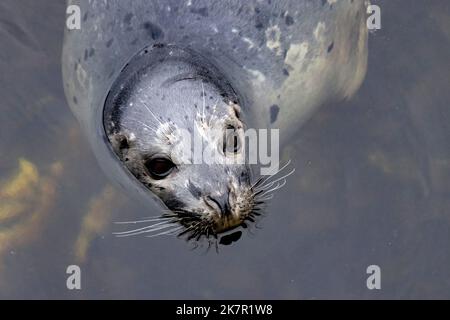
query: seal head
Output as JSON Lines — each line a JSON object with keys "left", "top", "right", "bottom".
{"left": 104, "top": 45, "right": 260, "bottom": 240}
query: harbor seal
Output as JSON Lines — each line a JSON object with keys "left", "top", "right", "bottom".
{"left": 62, "top": 0, "right": 368, "bottom": 243}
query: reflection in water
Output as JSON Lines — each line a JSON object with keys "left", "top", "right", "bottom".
{"left": 0, "top": 159, "right": 62, "bottom": 270}
{"left": 74, "top": 186, "right": 124, "bottom": 264}
{"left": 0, "top": 0, "right": 449, "bottom": 298}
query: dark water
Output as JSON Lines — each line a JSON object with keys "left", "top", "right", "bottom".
{"left": 0, "top": 0, "right": 449, "bottom": 299}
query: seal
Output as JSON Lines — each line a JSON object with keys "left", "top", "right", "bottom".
{"left": 62, "top": 0, "right": 368, "bottom": 243}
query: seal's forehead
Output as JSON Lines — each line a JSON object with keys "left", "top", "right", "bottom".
{"left": 109, "top": 80, "right": 232, "bottom": 131}
{"left": 105, "top": 74, "right": 235, "bottom": 133}
{"left": 104, "top": 45, "right": 243, "bottom": 142}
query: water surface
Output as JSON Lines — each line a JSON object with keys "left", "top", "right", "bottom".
{"left": 0, "top": 0, "right": 449, "bottom": 299}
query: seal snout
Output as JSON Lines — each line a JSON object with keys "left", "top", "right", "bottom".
{"left": 200, "top": 181, "right": 256, "bottom": 235}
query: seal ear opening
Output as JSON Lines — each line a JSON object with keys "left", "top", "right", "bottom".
{"left": 110, "top": 133, "right": 130, "bottom": 161}
{"left": 231, "top": 102, "right": 242, "bottom": 119}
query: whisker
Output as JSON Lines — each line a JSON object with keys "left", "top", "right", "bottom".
{"left": 114, "top": 224, "right": 177, "bottom": 238}
{"left": 258, "top": 179, "right": 288, "bottom": 198}
{"left": 251, "top": 176, "right": 264, "bottom": 189}
{"left": 255, "top": 168, "right": 295, "bottom": 191}
{"left": 142, "top": 102, "right": 166, "bottom": 127}
{"left": 201, "top": 81, "right": 206, "bottom": 122}
{"left": 264, "top": 159, "right": 292, "bottom": 177}
{"left": 146, "top": 227, "right": 184, "bottom": 238}
{"left": 178, "top": 221, "right": 203, "bottom": 237}
{"left": 126, "top": 119, "right": 158, "bottom": 133}
{"left": 252, "top": 160, "right": 292, "bottom": 189}
{"left": 255, "top": 194, "right": 274, "bottom": 201}
{"left": 114, "top": 217, "right": 173, "bottom": 225}
{"left": 113, "top": 221, "right": 174, "bottom": 236}
{"left": 254, "top": 199, "right": 267, "bottom": 205}
{"left": 252, "top": 189, "right": 265, "bottom": 197}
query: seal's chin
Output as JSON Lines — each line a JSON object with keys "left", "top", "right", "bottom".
{"left": 210, "top": 201, "right": 257, "bottom": 234}
{"left": 175, "top": 210, "right": 255, "bottom": 242}
{"left": 211, "top": 212, "right": 246, "bottom": 234}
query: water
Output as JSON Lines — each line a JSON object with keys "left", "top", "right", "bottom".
{"left": 0, "top": 0, "right": 449, "bottom": 299}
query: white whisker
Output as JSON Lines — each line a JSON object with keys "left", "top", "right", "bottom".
{"left": 114, "top": 223, "right": 176, "bottom": 238}
{"left": 255, "top": 168, "right": 295, "bottom": 192}
{"left": 115, "top": 217, "right": 172, "bottom": 225}
{"left": 126, "top": 119, "right": 158, "bottom": 133}
{"left": 252, "top": 160, "right": 292, "bottom": 188}
{"left": 146, "top": 226, "right": 183, "bottom": 238}
{"left": 258, "top": 179, "right": 287, "bottom": 197}
{"left": 113, "top": 221, "right": 173, "bottom": 236}
{"left": 142, "top": 102, "right": 167, "bottom": 128}
{"left": 256, "top": 194, "right": 274, "bottom": 201}
{"left": 201, "top": 81, "right": 206, "bottom": 122}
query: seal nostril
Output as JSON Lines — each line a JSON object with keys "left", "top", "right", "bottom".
{"left": 205, "top": 194, "right": 230, "bottom": 216}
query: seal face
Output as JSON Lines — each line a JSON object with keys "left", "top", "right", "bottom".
{"left": 104, "top": 44, "right": 262, "bottom": 241}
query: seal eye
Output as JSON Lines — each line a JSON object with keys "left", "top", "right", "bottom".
{"left": 145, "top": 157, "right": 175, "bottom": 179}
{"left": 223, "top": 125, "right": 241, "bottom": 155}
